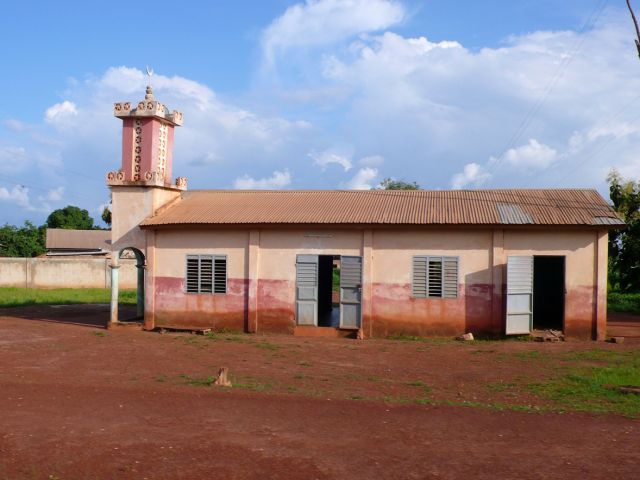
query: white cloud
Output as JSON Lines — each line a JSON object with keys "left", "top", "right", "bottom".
{"left": 44, "top": 100, "right": 77, "bottom": 124}
{"left": 262, "top": 0, "right": 405, "bottom": 65}
{"left": 345, "top": 167, "right": 378, "bottom": 190}
{"left": 39, "top": 186, "right": 64, "bottom": 202}
{"left": 309, "top": 150, "right": 353, "bottom": 171}
{"left": 451, "top": 163, "right": 491, "bottom": 189}
{"left": 0, "top": 185, "right": 31, "bottom": 209}
{"left": 499, "top": 139, "right": 558, "bottom": 169}
{"left": 4, "top": 119, "right": 28, "bottom": 132}
{"left": 0, "top": 146, "right": 27, "bottom": 162}
{"left": 358, "top": 155, "right": 384, "bottom": 167}
{"left": 233, "top": 170, "right": 292, "bottom": 189}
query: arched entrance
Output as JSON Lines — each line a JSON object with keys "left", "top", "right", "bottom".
{"left": 109, "top": 247, "right": 145, "bottom": 325}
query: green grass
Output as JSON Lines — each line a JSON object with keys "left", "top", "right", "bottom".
{"left": 333, "top": 267, "right": 340, "bottom": 292}
{"left": 608, "top": 291, "right": 640, "bottom": 315}
{"left": 527, "top": 350, "right": 640, "bottom": 417}
{"left": 0, "top": 287, "right": 136, "bottom": 308}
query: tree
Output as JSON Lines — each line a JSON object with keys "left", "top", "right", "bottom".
{"left": 0, "top": 221, "right": 46, "bottom": 257}
{"left": 101, "top": 205, "right": 112, "bottom": 226}
{"left": 607, "top": 169, "right": 640, "bottom": 291}
{"left": 377, "top": 178, "right": 420, "bottom": 190}
{"left": 46, "top": 205, "right": 94, "bottom": 230}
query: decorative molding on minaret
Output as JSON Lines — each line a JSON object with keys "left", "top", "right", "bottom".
{"left": 108, "top": 75, "right": 186, "bottom": 191}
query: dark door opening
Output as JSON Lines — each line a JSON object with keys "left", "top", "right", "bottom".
{"left": 318, "top": 255, "right": 340, "bottom": 327}
{"left": 533, "top": 256, "right": 565, "bottom": 331}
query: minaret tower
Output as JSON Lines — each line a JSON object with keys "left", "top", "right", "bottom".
{"left": 108, "top": 72, "right": 186, "bottom": 188}
{"left": 106, "top": 71, "right": 188, "bottom": 326}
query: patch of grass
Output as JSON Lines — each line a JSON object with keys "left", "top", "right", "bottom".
{"left": 527, "top": 352, "right": 640, "bottom": 417}
{"left": 348, "top": 394, "right": 366, "bottom": 400}
{"left": 92, "top": 331, "right": 108, "bottom": 337}
{"left": 513, "top": 351, "right": 548, "bottom": 361}
{"left": 155, "top": 374, "right": 168, "bottom": 383}
{"left": 0, "top": 287, "right": 136, "bottom": 308}
{"left": 608, "top": 291, "right": 640, "bottom": 315}
{"left": 255, "top": 342, "right": 279, "bottom": 351}
{"left": 179, "top": 374, "right": 216, "bottom": 387}
{"left": 293, "top": 373, "right": 306, "bottom": 380}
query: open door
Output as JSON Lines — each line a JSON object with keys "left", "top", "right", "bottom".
{"left": 296, "top": 254, "right": 318, "bottom": 326}
{"left": 506, "top": 255, "right": 533, "bottom": 335}
{"left": 340, "top": 256, "right": 362, "bottom": 329}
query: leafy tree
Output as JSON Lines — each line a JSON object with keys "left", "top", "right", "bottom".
{"left": 608, "top": 169, "right": 640, "bottom": 291}
{"left": 46, "top": 205, "right": 94, "bottom": 230}
{"left": 101, "top": 205, "right": 112, "bottom": 226}
{"left": 377, "top": 178, "right": 420, "bottom": 190}
{"left": 0, "top": 221, "right": 46, "bottom": 257}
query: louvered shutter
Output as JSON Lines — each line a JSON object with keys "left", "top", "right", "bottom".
{"left": 199, "top": 256, "right": 213, "bottom": 293}
{"left": 442, "top": 257, "right": 459, "bottom": 298}
{"left": 412, "top": 256, "right": 427, "bottom": 298}
{"left": 186, "top": 256, "right": 200, "bottom": 293}
{"left": 213, "top": 256, "right": 227, "bottom": 294}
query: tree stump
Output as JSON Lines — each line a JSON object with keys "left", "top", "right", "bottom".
{"left": 214, "top": 367, "right": 232, "bottom": 387}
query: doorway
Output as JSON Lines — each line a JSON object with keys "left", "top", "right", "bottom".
{"left": 532, "top": 256, "right": 565, "bottom": 331}
{"left": 318, "top": 255, "right": 340, "bottom": 327}
{"left": 506, "top": 255, "right": 565, "bottom": 335}
{"left": 295, "top": 254, "right": 362, "bottom": 329}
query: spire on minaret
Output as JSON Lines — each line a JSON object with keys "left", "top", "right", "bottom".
{"left": 107, "top": 68, "right": 186, "bottom": 190}
{"left": 145, "top": 66, "right": 154, "bottom": 100}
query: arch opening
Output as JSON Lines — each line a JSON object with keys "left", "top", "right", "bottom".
{"left": 109, "top": 247, "right": 145, "bottom": 325}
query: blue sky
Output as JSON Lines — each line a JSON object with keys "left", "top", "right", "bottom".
{"left": 1, "top": 0, "right": 638, "bottom": 226}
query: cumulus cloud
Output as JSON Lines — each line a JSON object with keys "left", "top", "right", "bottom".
{"left": 233, "top": 170, "right": 292, "bottom": 189}
{"left": 498, "top": 139, "right": 558, "bottom": 169}
{"left": 0, "top": 185, "right": 31, "bottom": 209}
{"left": 262, "top": 0, "right": 405, "bottom": 65}
{"left": 451, "top": 163, "right": 491, "bottom": 189}
{"left": 345, "top": 167, "right": 378, "bottom": 190}
{"left": 309, "top": 150, "right": 353, "bottom": 171}
{"left": 44, "top": 100, "right": 77, "bottom": 124}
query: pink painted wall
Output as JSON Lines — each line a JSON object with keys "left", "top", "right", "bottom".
{"left": 144, "top": 226, "right": 608, "bottom": 339}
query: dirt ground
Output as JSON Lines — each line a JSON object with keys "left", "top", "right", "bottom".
{"left": 0, "top": 305, "right": 639, "bottom": 479}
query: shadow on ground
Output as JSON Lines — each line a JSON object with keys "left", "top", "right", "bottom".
{"left": 0, "top": 304, "right": 137, "bottom": 328}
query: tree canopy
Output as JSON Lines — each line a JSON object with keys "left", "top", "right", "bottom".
{"left": 608, "top": 170, "right": 640, "bottom": 291}
{"left": 46, "top": 205, "right": 95, "bottom": 230}
{"left": 377, "top": 178, "right": 420, "bottom": 190}
{"left": 0, "top": 221, "right": 46, "bottom": 257}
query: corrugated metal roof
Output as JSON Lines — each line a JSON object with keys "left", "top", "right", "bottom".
{"left": 46, "top": 228, "right": 111, "bottom": 250}
{"left": 139, "top": 189, "right": 624, "bottom": 228}
{"left": 496, "top": 204, "right": 534, "bottom": 224}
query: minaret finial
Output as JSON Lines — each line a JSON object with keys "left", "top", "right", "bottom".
{"left": 145, "top": 66, "right": 154, "bottom": 99}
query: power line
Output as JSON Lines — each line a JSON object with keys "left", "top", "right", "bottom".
{"left": 484, "top": 0, "right": 610, "bottom": 180}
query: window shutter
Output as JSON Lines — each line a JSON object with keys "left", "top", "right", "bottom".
{"left": 427, "top": 257, "right": 443, "bottom": 298}
{"left": 412, "top": 256, "right": 427, "bottom": 298}
{"left": 199, "top": 256, "right": 213, "bottom": 293}
{"left": 186, "top": 256, "right": 199, "bottom": 293}
{"left": 213, "top": 256, "right": 227, "bottom": 294}
{"left": 442, "top": 256, "right": 459, "bottom": 298}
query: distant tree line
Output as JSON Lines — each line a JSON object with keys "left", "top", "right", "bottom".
{"left": 0, "top": 205, "right": 105, "bottom": 257}
{"left": 608, "top": 170, "right": 640, "bottom": 292}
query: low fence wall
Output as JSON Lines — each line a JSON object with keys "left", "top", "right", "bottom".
{"left": 0, "top": 257, "right": 137, "bottom": 289}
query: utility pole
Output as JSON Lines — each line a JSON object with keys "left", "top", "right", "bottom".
{"left": 627, "top": 0, "right": 640, "bottom": 58}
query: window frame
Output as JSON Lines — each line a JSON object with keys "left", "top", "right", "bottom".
{"left": 412, "top": 255, "right": 459, "bottom": 299}
{"left": 185, "top": 254, "right": 228, "bottom": 295}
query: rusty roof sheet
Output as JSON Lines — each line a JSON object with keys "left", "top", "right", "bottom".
{"left": 46, "top": 228, "right": 111, "bottom": 250}
{"left": 139, "top": 189, "right": 624, "bottom": 228}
